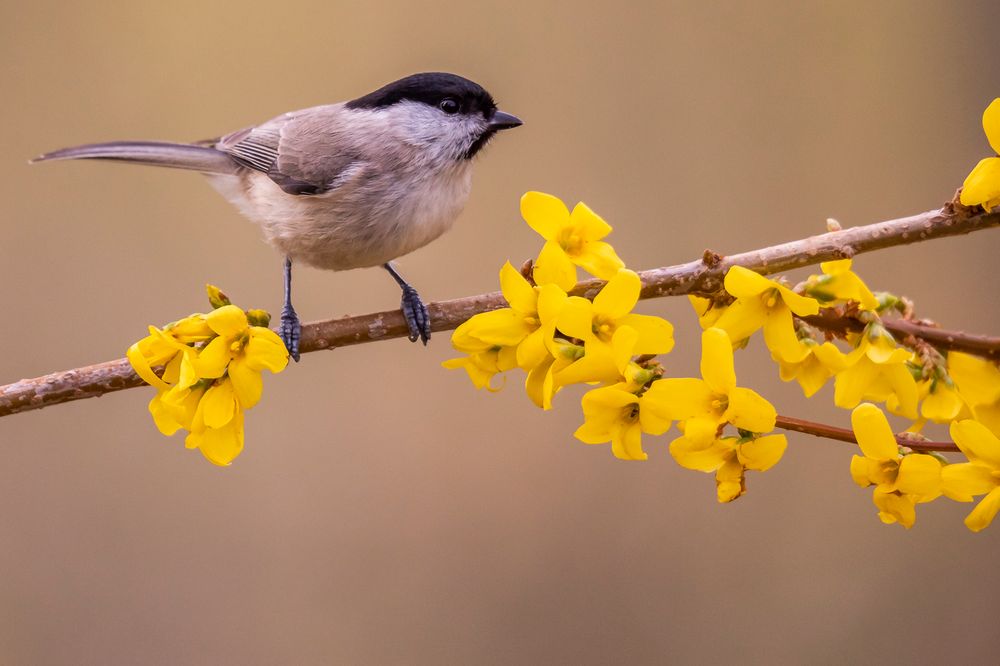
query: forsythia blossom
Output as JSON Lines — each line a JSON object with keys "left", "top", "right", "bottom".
{"left": 646, "top": 328, "right": 777, "bottom": 446}
{"left": 670, "top": 433, "right": 787, "bottom": 503}
{"left": 713, "top": 266, "right": 820, "bottom": 362}
{"left": 960, "top": 98, "right": 1000, "bottom": 211}
{"left": 849, "top": 404, "right": 942, "bottom": 528}
{"left": 942, "top": 420, "right": 1000, "bottom": 532}
{"left": 521, "top": 191, "right": 625, "bottom": 287}
{"left": 443, "top": 182, "right": 1000, "bottom": 532}
{"left": 128, "top": 287, "right": 288, "bottom": 466}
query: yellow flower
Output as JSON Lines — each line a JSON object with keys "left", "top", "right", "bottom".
{"left": 574, "top": 382, "right": 673, "bottom": 461}
{"left": 960, "top": 98, "right": 1000, "bottom": 211}
{"left": 193, "top": 305, "right": 289, "bottom": 409}
{"left": 918, "top": 375, "right": 965, "bottom": 423}
{"left": 521, "top": 191, "right": 625, "bottom": 288}
{"left": 713, "top": 266, "right": 820, "bottom": 362}
{"left": 556, "top": 268, "right": 674, "bottom": 383}
{"left": 186, "top": 383, "right": 246, "bottom": 467}
{"left": 450, "top": 262, "right": 567, "bottom": 373}
{"left": 948, "top": 351, "right": 1000, "bottom": 435}
{"left": 127, "top": 289, "right": 287, "bottom": 466}
{"left": 524, "top": 338, "right": 584, "bottom": 410}
{"left": 941, "top": 419, "right": 1000, "bottom": 532}
{"left": 688, "top": 295, "right": 727, "bottom": 329}
{"left": 670, "top": 433, "right": 787, "bottom": 502}
{"left": 834, "top": 326, "right": 918, "bottom": 419}
{"left": 774, "top": 339, "right": 848, "bottom": 398}
{"left": 643, "top": 328, "right": 777, "bottom": 446}
{"left": 849, "top": 403, "right": 942, "bottom": 528}
{"left": 802, "top": 259, "right": 879, "bottom": 311}
{"left": 442, "top": 346, "right": 519, "bottom": 390}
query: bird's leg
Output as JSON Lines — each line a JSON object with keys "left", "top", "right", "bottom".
{"left": 280, "top": 256, "right": 302, "bottom": 362}
{"left": 383, "top": 262, "right": 431, "bottom": 345}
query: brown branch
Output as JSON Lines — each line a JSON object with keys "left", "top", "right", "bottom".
{"left": 775, "top": 415, "right": 959, "bottom": 453}
{"left": 1, "top": 205, "right": 998, "bottom": 419}
{"left": 801, "top": 311, "right": 1000, "bottom": 359}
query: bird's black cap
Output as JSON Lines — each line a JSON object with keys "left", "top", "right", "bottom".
{"left": 345, "top": 72, "right": 497, "bottom": 116}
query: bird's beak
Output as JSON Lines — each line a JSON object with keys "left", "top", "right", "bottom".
{"left": 488, "top": 110, "right": 523, "bottom": 131}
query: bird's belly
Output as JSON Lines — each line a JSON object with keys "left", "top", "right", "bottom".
{"left": 213, "top": 169, "right": 471, "bottom": 270}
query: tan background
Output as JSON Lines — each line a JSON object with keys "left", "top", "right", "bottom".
{"left": 2, "top": 1, "right": 999, "bottom": 664}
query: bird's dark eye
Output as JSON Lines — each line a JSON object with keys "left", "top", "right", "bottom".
{"left": 439, "top": 98, "right": 460, "bottom": 115}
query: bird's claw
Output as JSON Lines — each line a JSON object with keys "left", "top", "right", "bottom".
{"left": 400, "top": 285, "right": 431, "bottom": 345}
{"left": 280, "top": 305, "right": 302, "bottom": 362}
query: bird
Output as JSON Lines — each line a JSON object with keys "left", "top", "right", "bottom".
{"left": 32, "top": 72, "right": 523, "bottom": 361}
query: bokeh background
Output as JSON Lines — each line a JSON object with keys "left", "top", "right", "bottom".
{"left": 2, "top": 1, "right": 999, "bottom": 664}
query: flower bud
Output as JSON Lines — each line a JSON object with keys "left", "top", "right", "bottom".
{"left": 206, "top": 284, "right": 232, "bottom": 309}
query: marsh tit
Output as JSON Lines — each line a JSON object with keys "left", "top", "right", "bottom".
{"left": 33, "top": 72, "right": 523, "bottom": 360}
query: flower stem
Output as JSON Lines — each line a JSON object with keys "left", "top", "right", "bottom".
{"left": 774, "top": 414, "right": 959, "bottom": 453}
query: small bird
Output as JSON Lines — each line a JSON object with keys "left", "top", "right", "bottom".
{"left": 33, "top": 72, "right": 522, "bottom": 360}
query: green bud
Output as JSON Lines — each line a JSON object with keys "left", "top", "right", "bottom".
{"left": 246, "top": 309, "right": 272, "bottom": 327}
{"left": 206, "top": 284, "right": 232, "bottom": 309}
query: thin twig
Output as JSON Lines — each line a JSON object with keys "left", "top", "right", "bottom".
{"left": 775, "top": 415, "right": 959, "bottom": 453}
{"left": 1, "top": 205, "right": 997, "bottom": 419}
{"left": 801, "top": 311, "right": 1000, "bottom": 359}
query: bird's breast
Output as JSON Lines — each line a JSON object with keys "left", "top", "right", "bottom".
{"left": 222, "top": 163, "right": 473, "bottom": 271}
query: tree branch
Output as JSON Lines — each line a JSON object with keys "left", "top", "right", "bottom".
{"left": 775, "top": 415, "right": 959, "bottom": 453}
{"left": 801, "top": 311, "right": 1000, "bottom": 359}
{"left": 1, "top": 205, "right": 997, "bottom": 419}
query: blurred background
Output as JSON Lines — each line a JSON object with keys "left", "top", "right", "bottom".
{"left": 2, "top": 1, "right": 999, "bottom": 663}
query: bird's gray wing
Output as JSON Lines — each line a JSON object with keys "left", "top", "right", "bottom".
{"left": 214, "top": 107, "right": 366, "bottom": 196}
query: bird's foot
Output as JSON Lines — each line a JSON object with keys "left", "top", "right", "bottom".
{"left": 400, "top": 285, "right": 431, "bottom": 345}
{"left": 280, "top": 305, "right": 302, "bottom": 362}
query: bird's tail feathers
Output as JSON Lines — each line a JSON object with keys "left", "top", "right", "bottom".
{"left": 30, "top": 141, "right": 238, "bottom": 175}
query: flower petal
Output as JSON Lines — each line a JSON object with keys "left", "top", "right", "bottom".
{"left": 950, "top": 419, "right": 1000, "bottom": 469}
{"left": 499, "top": 261, "right": 537, "bottom": 313}
{"left": 964, "top": 486, "right": 1000, "bottom": 532}
{"left": 669, "top": 436, "right": 728, "bottom": 472}
{"left": 457, "top": 309, "right": 532, "bottom": 347}
{"left": 983, "top": 98, "right": 1000, "bottom": 156}
{"left": 127, "top": 342, "right": 171, "bottom": 390}
{"left": 643, "top": 378, "right": 713, "bottom": 420}
{"left": 534, "top": 240, "right": 578, "bottom": 292}
{"left": 557, "top": 297, "right": 596, "bottom": 341}
{"left": 701, "top": 328, "right": 736, "bottom": 393}
{"left": 713, "top": 298, "right": 767, "bottom": 343}
{"left": 737, "top": 434, "right": 787, "bottom": 471}
{"left": 776, "top": 285, "right": 820, "bottom": 316}
{"left": 725, "top": 387, "right": 777, "bottom": 433}
{"left": 197, "top": 412, "right": 245, "bottom": 467}
{"left": 941, "top": 462, "right": 998, "bottom": 502}
{"left": 570, "top": 201, "right": 613, "bottom": 240}
{"left": 723, "top": 266, "right": 773, "bottom": 298}
{"left": 229, "top": 357, "right": 264, "bottom": 409}
{"left": 244, "top": 328, "right": 289, "bottom": 372}
{"left": 894, "top": 454, "right": 942, "bottom": 497}
{"left": 873, "top": 489, "right": 916, "bottom": 528}
{"left": 573, "top": 241, "right": 625, "bottom": 279}
{"left": 593, "top": 269, "right": 640, "bottom": 319}
{"left": 850, "top": 403, "right": 899, "bottom": 460}
{"left": 521, "top": 191, "right": 569, "bottom": 240}
{"left": 200, "top": 380, "right": 237, "bottom": 429}
{"left": 762, "top": 307, "right": 808, "bottom": 363}
{"left": 611, "top": 422, "right": 647, "bottom": 461}
{"left": 618, "top": 314, "right": 674, "bottom": 355}
{"left": 194, "top": 336, "right": 232, "bottom": 379}
{"left": 715, "top": 457, "right": 746, "bottom": 503}
{"left": 960, "top": 157, "right": 1000, "bottom": 210}
{"left": 204, "top": 305, "right": 249, "bottom": 338}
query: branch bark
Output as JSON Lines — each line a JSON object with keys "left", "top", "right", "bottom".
{"left": 1, "top": 205, "right": 997, "bottom": 419}
{"left": 775, "top": 415, "right": 959, "bottom": 453}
